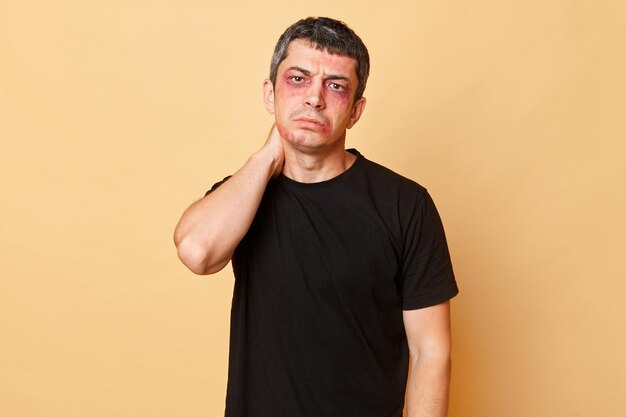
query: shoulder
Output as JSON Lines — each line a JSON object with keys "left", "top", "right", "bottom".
{"left": 352, "top": 150, "right": 428, "bottom": 204}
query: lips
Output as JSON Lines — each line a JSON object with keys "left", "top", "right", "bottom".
{"left": 294, "top": 117, "right": 325, "bottom": 125}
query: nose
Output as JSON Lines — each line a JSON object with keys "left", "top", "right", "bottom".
{"left": 303, "top": 81, "right": 325, "bottom": 110}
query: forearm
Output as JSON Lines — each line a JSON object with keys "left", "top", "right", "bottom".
{"left": 405, "top": 353, "right": 451, "bottom": 417}
{"left": 174, "top": 149, "right": 277, "bottom": 274}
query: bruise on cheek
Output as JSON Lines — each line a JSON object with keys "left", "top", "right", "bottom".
{"left": 332, "top": 88, "right": 352, "bottom": 106}
{"left": 324, "top": 85, "right": 354, "bottom": 113}
{"left": 278, "top": 78, "right": 306, "bottom": 99}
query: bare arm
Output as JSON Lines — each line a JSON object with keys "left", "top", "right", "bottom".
{"left": 173, "top": 126, "right": 284, "bottom": 275}
{"left": 403, "top": 301, "right": 452, "bottom": 417}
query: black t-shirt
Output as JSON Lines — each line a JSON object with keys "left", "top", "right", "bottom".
{"left": 208, "top": 149, "right": 458, "bottom": 417}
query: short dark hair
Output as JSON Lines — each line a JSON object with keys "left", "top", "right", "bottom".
{"left": 269, "top": 17, "right": 370, "bottom": 101}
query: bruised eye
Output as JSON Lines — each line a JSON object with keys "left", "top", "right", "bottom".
{"left": 291, "top": 76, "right": 305, "bottom": 82}
{"left": 328, "top": 82, "right": 345, "bottom": 91}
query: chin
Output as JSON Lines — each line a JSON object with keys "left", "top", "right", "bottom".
{"left": 287, "top": 134, "right": 311, "bottom": 146}
{"left": 284, "top": 129, "right": 324, "bottom": 147}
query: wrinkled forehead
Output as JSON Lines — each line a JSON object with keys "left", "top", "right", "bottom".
{"left": 282, "top": 39, "right": 358, "bottom": 75}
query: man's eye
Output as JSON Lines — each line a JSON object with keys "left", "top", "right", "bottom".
{"left": 291, "top": 76, "right": 304, "bottom": 82}
{"left": 329, "top": 83, "right": 344, "bottom": 91}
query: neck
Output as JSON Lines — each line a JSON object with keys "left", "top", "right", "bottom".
{"left": 281, "top": 141, "right": 357, "bottom": 183}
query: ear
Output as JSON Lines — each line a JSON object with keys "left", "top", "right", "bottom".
{"left": 347, "top": 96, "right": 367, "bottom": 129}
{"left": 263, "top": 79, "right": 275, "bottom": 114}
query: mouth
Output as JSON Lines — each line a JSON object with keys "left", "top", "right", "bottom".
{"left": 293, "top": 117, "right": 329, "bottom": 134}
{"left": 294, "top": 117, "right": 325, "bottom": 125}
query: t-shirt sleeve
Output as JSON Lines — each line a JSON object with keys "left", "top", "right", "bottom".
{"left": 204, "top": 175, "right": 232, "bottom": 197}
{"left": 400, "top": 190, "right": 459, "bottom": 310}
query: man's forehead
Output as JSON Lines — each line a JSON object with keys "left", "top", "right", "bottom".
{"left": 281, "top": 39, "right": 358, "bottom": 75}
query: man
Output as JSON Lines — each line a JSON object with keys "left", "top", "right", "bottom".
{"left": 174, "top": 17, "right": 458, "bottom": 417}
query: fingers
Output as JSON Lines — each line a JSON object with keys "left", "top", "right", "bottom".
{"left": 262, "top": 124, "right": 285, "bottom": 179}
{"left": 267, "top": 123, "right": 282, "bottom": 144}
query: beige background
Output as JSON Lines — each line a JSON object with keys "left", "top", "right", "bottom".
{"left": 1, "top": 1, "right": 625, "bottom": 416}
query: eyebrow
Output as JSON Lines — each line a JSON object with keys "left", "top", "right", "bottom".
{"left": 286, "top": 66, "right": 351, "bottom": 82}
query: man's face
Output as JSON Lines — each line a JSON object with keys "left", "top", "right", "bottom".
{"left": 264, "top": 39, "right": 366, "bottom": 151}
